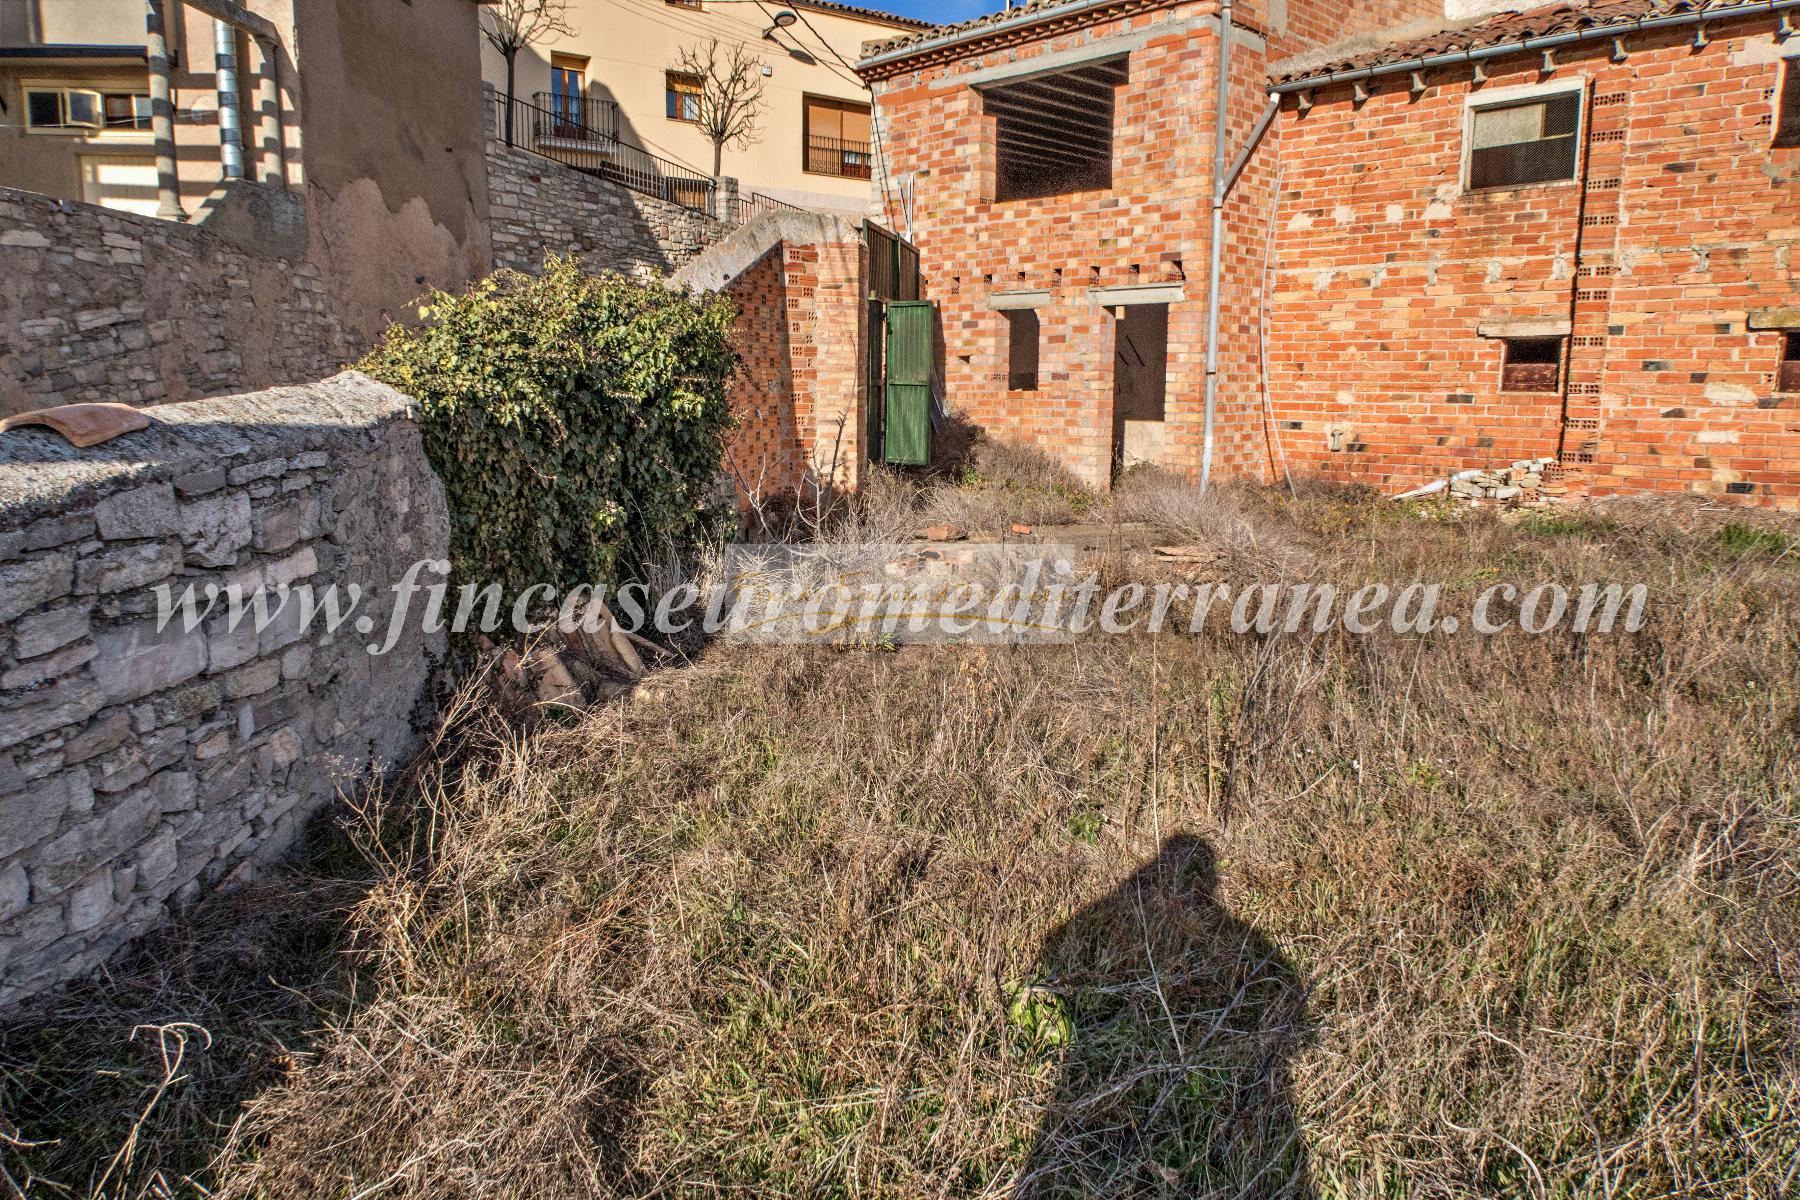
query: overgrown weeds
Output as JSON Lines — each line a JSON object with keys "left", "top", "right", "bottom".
{"left": 4, "top": 475, "right": 1798, "bottom": 1199}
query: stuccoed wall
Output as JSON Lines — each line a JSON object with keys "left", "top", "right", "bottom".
{"left": 0, "top": 372, "right": 449, "bottom": 1005}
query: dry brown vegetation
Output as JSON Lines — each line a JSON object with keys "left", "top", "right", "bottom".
{"left": 4, "top": 455, "right": 1798, "bottom": 1199}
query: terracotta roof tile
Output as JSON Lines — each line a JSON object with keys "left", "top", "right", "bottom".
{"left": 792, "top": 0, "right": 936, "bottom": 32}
{"left": 857, "top": 0, "right": 1097, "bottom": 65}
{"left": 1270, "top": 0, "right": 1762, "bottom": 87}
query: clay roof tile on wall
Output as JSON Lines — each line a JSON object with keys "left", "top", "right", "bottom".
{"left": 1269, "top": 0, "right": 1764, "bottom": 87}
{"left": 857, "top": 0, "right": 1097, "bottom": 64}
{"left": 791, "top": 0, "right": 937, "bottom": 31}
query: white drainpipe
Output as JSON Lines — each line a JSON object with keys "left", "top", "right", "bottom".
{"left": 214, "top": 19, "right": 244, "bottom": 180}
{"left": 1199, "top": 0, "right": 1233, "bottom": 492}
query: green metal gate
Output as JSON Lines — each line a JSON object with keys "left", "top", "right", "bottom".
{"left": 883, "top": 300, "right": 934, "bottom": 467}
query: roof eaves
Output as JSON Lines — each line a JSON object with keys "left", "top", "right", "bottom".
{"left": 856, "top": 0, "right": 1128, "bottom": 74}
{"left": 1269, "top": 0, "right": 1799, "bottom": 91}
{"left": 792, "top": 0, "right": 937, "bottom": 32}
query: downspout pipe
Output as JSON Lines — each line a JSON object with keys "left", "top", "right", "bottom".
{"left": 1199, "top": 0, "right": 1233, "bottom": 493}
{"left": 214, "top": 19, "right": 244, "bottom": 180}
{"left": 1269, "top": 0, "right": 1800, "bottom": 95}
{"left": 1198, "top": 13, "right": 1283, "bottom": 492}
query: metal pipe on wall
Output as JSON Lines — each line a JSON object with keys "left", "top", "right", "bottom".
{"left": 1199, "top": 0, "right": 1233, "bottom": 492}
{"left": 214, "top": 18, "right": 244, "bottom": 180}
{"left": 144, "top": 0, "right": 184, "bottom": 221}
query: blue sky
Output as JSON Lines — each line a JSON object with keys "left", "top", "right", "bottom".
{"left": 859, "top": 0, "right": 1004, "bottom": 23}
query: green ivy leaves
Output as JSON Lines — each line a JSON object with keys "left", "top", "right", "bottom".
{"left": 362, "top": 256, "right": 738, "bottom": 613}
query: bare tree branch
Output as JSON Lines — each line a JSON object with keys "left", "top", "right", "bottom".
{"left": 482, "top": 0, "right": 576, "bottom": 144}
{"left": 673, "top": 39, "right": 767, "bottom": 178}
{"left": 480, "top": 0, "right": 575, "bottom": 60}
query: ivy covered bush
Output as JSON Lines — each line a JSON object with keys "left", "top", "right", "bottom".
{"left": 363, "top": 257, "right": 737, "bottom": 606}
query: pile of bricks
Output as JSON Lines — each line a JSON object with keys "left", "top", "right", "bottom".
{"left": 1449, "top": 458, "right": 1567, "bottom": 504}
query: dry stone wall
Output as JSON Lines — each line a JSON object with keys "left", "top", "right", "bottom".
{"left": 485, "top": 139, "right": 731, "bottom": 279}
{"left": 0, "top": 373, "right": 448, "bottom": 1005}
{"left": 0, "top": 185, "right": 359, "bottom": 419}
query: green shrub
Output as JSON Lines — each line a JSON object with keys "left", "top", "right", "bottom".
{"left": 1715, "top": 521, "right": 1792, "bottom": 557}
{"left": 362, "top": 257, "right": 737, "bottom": 607}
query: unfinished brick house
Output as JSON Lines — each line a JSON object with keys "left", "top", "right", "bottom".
{"left": 859, "top": 0, "right": 1800, "bottom": 506}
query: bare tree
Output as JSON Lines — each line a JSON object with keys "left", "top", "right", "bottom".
{"left": 482, "top": 0, "right": 575, "bottom": 143}
{"left": 673, "top": 40, "right": 767, "bottom": 179}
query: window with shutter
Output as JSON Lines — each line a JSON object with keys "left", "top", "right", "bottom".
{"left": 1467, "top": 90, "right": 1583, "bottom": 191}
{"left": 803, "top": 95, "right": 872, "bottom": 178}
{"left": 1780, "top": 333, "right": 1800, "bottom": 394}
{"left": 1501, "top": 338, "right": 1564, "bottom": 393}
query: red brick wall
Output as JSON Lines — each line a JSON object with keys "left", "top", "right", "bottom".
{"left": 723, "top": 236, "right": 868, "bottom": 503}
{"left": 1267, "top": 18, "right": 1800, "bottom": 506}
{"left": 866, "top": 0, "right": 1440, "bottom": 488}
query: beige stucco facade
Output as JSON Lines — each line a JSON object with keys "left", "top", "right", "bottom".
{"left": 478, "top": 0, "right": 926, "bottom": 214}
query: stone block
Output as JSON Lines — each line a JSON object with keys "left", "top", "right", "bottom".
{"left": 206, "top": 615, "right": 260, "bottom": 674}
{"left": 151, "top": 770, "right": 197, "bottom": 815}
{"left": 15, "top": 604, "right": 92, "bottom": 659}
{"left": 77, "top": 541, "right": 181, "bottom": 594}
{"left": 0, "top": 861, "right": 27, "bottom": 920}
{"left": 0, "top": 769, "right": 91, "bottom": 858}
{"left": 64, "top": 870, "right": 115, "bottom": 933}
{"left": 23, "top": 513, "right": 94, "bottom": 552}
{"left": 0, "top": 641, "right": 96, "bottom": 691}
{"left": 135, "top": 826, "right": 178, "bottom": 887}
{"left": 0, "top": 677, "right": 106, "bottom": 753}
{"left": 92, "top": 619, "right": 208, "bottom": 705}
{"left": 224, "top": 658, "right": 281, "bottom": 699}
{"left": 94, "top": 483, "right": 179, "bottom": 540}
{"left": 180, "top": 491, "right": 253, "bottom": 568}
{"left": 174, "top": 469, "right": 226, "bottom": 498}
{"left": 0, "top": 553, "right": 75, "bottom": 623}
{"left": 63, "top": 709, "right": 133, "bottom": 764}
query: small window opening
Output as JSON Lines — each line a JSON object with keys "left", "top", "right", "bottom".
{"left": 665, "top": 71, "right": 702, "bottom": 123}
{"left": 1113, "top": 303, "right": 1169, "bottom": 474}
{"left": 982, "top": 57, "right": 1127, "bottom": 202}
{"left": 1779, "top": 332, "right": 1800, "bottom": 393}
{"left": 1777, "top": 60, "right": 1800, "bottom": 149}
{"left": 1501, "top": 337, "right": 1564, "bottom": 392}
{"left": 1468, "top": 90, "right": 1582, "bottom": 190}
{"left": 1005, "top": 310, "right": 1039, "bottom": 391}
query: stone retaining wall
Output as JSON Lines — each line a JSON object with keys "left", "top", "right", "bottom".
{"left": 485, "top": 139, "right": 731, "bottom": 279}
{"left": 0, "top": 373, "right": 448, "bottom": 1005}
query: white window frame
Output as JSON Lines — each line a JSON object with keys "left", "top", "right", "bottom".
{"left": 21, "top": 81, "right": 152, "bottom": 141}
{"left": 1461, "top": 77, "right": 1590, "bottom": 195}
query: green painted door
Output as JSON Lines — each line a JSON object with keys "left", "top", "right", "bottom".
{"left": 884, "top": 301, "right": 934, "bottom": 467}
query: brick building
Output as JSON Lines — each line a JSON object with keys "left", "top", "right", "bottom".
{"left": 858, "top": 0, "right": 1800, "bottom": 506}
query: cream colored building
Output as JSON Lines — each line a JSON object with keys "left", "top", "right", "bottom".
{"left": 479, "top": 0, "right": 929, "bottom": 214}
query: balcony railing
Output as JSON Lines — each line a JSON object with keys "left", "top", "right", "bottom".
{"left": 730, "top": 190, "right": 805, "bottom": 226}
{"left": 491, "top": 91, "right": 714, "bottom": 215}
{"left": 806, "top": 134, "right": 872, "bottom": 180}
{"left": 533, "top": 92, "right": 621, "bottom": 142}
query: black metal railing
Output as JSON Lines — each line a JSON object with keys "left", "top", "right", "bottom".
{"left": 533, "top": 92, "right": 621, "bottom": 142}
{"left": 491, "top": 91, "right": 714, "bottom": 214}
{"left": 730, "top": 190, "right": 804, "bottom": 225}
{"left": 805, "top": 134, "right": 872, "bottom": 179}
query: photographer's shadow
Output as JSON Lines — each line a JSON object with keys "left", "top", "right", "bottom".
{"left": 1015, "top": 835, "right": 1312, "bottom": 1198}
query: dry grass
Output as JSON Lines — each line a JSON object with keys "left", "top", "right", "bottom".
{"left": 4, "top": 476, "right": 1798, "bottom": 1199}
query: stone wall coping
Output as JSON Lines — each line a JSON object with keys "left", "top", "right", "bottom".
{"left": 0, "top": 372, "right": 416, "bottom": 528}
{"left": 669, "top": 212, "right": 865, "bottom": 294}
